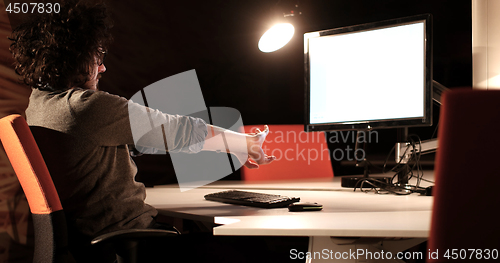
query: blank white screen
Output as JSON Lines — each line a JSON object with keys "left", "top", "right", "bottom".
{"left": 309, "top": 21, "right": 425, "bottom": 125}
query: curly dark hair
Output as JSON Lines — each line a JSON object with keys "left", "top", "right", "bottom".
{"left": 9, "top": 0, "right": 113, "bottom": 91}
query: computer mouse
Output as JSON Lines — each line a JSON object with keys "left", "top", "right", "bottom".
{"left": 288, "top": 202, "right": 323, "bottom": 212}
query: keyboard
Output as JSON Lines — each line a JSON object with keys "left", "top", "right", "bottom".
{"left": 204, "top": 190, "right": 300, "bottom": 208}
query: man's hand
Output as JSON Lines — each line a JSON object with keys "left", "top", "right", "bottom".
{"left": 203, "top": 124, "right": 276, "bottom": 169}
{"left": 242, "top": 125, "right": 276, "bottom": 169}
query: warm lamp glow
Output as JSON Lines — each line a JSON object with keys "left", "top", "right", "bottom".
{"left": 258, "top": 23, "right": 295, "bottom": 53}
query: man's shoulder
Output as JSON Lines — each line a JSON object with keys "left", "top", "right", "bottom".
{"left": 30, "top": 88, "right": 130, "bottom": 121}
{"left": 70, "top": 88, "right": 122, "bottom": 100}
{"left": 62, "top": 88, "right": 127, "bottom": 108}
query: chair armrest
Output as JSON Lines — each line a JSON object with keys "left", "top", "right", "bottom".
{"left": 91, "top": 229, "right": 178, "bottom": 263}
{"left": 91, "top": 229, "right": 178, "bottom": 245}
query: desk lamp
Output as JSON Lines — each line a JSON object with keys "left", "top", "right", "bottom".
{"left": 258, "top": 1, "right": 301, "bottom": 53}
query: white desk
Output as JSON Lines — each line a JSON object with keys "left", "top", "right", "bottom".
{"left": 145, "top": 173, "right": 434, "bottom": 262}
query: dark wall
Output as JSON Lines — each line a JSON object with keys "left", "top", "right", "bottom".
{"left": 100, "top": 0, "right": 471, "bottom": 182}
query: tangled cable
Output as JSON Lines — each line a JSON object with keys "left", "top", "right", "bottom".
{"left": 354, "top": 134, "right": 434, "bottom": 195}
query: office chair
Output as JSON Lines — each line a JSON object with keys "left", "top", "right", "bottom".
{"left": 428, "top": 89, "right": 500, "bottom": 262}
{"left": 0, "top": 114, "right": 177, "bottom": 263}
{"left": 241, "top": 124, "right": 333, "bottom": 181}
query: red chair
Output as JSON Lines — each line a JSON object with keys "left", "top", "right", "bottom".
{"left": 428, "top": 89, "right": 500, "bottom": 262}
{"left": 241, "top": 124, "right": 334, "bottom": 181}
{"left": 0, "top": 114, "right": 176, "bottom": 263}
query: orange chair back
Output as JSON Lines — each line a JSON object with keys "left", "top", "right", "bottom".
{"left": 0, "top": 114, "right": 71, "bottom": 263}
{"left": 241, "top": 124, "right": 333, "bottom": 181}
{"left": 0, "top": 114, "right": 62, "bottom": 214}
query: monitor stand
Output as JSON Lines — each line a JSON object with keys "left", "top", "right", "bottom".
{"left": 391, "top": 127, "right": 413, "bottom": 194}
{"left": 341, "top": 130, "right": 392, "bottom": 188}
{"left": 388, "top": 80, "right": 446, "bottom": 193}
{"left": 394, "top": 127, "right": 438, "bottom": 194}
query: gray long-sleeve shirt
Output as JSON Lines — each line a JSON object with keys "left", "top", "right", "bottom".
{"left": 26, "top": 88, "right": 207, "bottom": 239}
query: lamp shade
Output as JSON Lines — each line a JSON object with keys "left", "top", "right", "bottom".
{"left": 258, "top": 23, "right": 295, "bottom": 53}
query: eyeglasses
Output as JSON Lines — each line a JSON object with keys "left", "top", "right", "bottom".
{"left": 97, "top": 49, "right": 107, "bottom": 66}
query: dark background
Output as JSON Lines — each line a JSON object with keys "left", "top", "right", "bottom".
{"left": 98, "top": 0, "right": 472, "bottom": 183}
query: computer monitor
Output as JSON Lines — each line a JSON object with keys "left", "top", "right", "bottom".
{"left": 304, "top": 14, "right": 433, "bottom": 132}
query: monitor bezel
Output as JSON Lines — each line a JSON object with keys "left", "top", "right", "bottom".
{"left": 304, "top": 14, "right": 433, "bottom": 132}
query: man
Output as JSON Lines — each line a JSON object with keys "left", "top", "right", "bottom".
{"left": 9, "top": 0, "right": 274, "bottom": 261}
